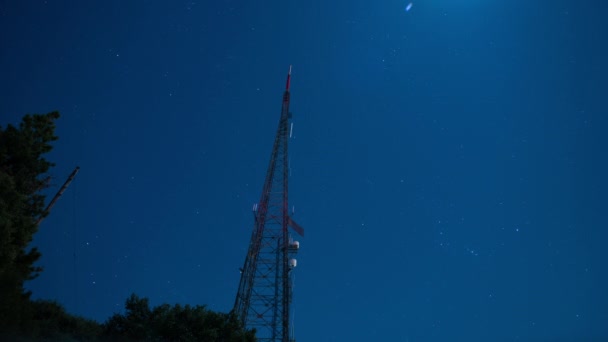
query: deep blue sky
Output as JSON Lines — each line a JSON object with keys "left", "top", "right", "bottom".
{"left": 1, "top": 0, "right": 607, "bottom": 341}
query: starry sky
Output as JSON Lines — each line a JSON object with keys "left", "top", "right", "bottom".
{"left": 1, "top": 0, "right": 607, "bottom": 341}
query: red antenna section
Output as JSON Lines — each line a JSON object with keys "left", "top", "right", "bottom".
{"left": 285, "top": 65, "right": 292, "bottom": 91}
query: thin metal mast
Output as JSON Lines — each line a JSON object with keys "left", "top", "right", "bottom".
{"left": 36, "top": 166, "right": 80, "bottom": 226}
{"left": 234, "top": 66, "right": 304, "bottom": 342}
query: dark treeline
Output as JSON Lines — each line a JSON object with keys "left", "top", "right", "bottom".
{"left": 0, "top": 112, "right": 255, "bottom": 341}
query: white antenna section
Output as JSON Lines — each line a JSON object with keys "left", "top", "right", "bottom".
{"left": 289, "top": 122, "right": 293, "bottom": 138}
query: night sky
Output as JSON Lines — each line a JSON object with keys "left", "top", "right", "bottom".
{"left": 1, "top": 0, "right": 607, "bottom": 341}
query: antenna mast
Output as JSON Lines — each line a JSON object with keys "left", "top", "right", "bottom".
{"left": 36, "top": 166, "right": 80, "bottom": 226}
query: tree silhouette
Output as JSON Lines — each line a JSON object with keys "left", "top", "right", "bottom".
{"left": 1, "top": 111, "right": 59, "bottom": 330}
{"left": 103, "top": 294, "right": 256, "bottom": 342}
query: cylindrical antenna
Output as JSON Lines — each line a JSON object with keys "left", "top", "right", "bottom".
{"left": 285, "top": 65, "right": 292, "bottom": 91}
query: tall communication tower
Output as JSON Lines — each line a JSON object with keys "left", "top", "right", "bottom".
{"left": 233, "top": 66, "right": 305, "bottom": 342}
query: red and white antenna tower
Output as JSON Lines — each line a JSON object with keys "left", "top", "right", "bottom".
{"left": 233, "top": 66, "right": 304, "bottom": 342}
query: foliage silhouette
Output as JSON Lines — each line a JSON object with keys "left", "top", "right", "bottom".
{"left": 1, "top": 111, "right": 59, "bottom": 332}
{"left": 103, "top": 294, "right": 256, "bottom": 341}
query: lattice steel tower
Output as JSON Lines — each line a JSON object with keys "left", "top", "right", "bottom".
{"left": 233, "top": 66, "right": 304, "bottom": 342}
